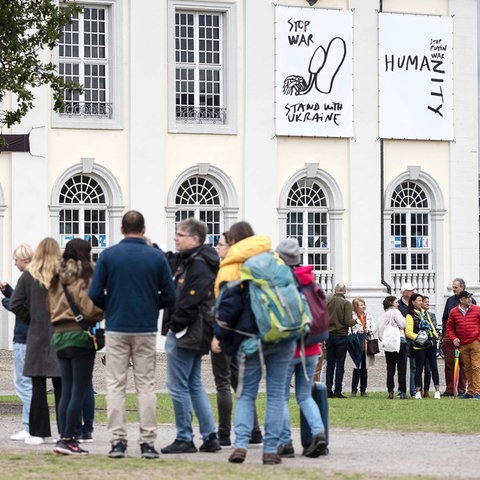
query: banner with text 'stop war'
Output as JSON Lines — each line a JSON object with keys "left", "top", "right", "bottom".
{"left": 275, "top": 6, "right": 353, "bottom": 138}
{"left": 378, "top": 12, "right": 454, "bottom": 141}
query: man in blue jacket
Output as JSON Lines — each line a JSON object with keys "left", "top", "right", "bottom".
{"left": 89, "top": 210, "right": 175, "bottom": 459}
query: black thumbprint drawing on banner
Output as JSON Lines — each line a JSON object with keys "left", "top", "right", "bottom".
{"left": 283, "top": 37, "right": 346, "bottom": 95}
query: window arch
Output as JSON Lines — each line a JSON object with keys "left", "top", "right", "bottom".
{"left": 279, "top": 165, "right": 344, "bottom": 293}
{"left": 51, "top": 159, "right": 124, "bottom": 258}
{"left": 166, "top": 164, "right": 238, "bottom": 250}
{"left": 286, "top": 178, "right": 330, "bottom": 270}
{"left": 58, "top": 174, "right": 108, "bottom": 259}
{"left": 390, "top": 181, "right": 431, "bottom": 271}
{"left": 174, "top": 176, "right": 222, "bottom": 245}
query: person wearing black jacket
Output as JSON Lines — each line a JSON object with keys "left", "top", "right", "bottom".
{"left": 1, "top": 243, "right": 33, "bottom": 441}
{"left": 161, "top": 218, "right": 221, "bottom": 455}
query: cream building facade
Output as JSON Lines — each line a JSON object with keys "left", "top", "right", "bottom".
{"left": 0, "top": 0, "right": 478, "bottom": 347}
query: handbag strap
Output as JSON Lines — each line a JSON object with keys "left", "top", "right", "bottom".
{"left": 62, "top": 283, "right": 90, "bottom": 331}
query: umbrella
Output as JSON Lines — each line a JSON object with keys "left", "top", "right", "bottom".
{"left": 347, "top": 333, "right": 363, "bottom": 369}
{"left": 453, "top": 348, "right": 460, "bottom": 398}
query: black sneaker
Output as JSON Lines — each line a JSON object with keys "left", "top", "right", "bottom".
{"left": 303, "top": 432, "right": 327, "bottom": 458}
{"left": 78, "top": 432, "right": 93, "bottom": 443}
{"left": 161, "top": 439, "right": 197, "bottom": 454}
{"left": 140, "top": 443, "right": 160, "bottom": 459}
{"left": 54, "top": 439, "right": 88, "bottom": 455}
{"left": 334, "top": 392, "right": 347, "bottom": 399}
{"left": 219, "top": 436, "right": 231, "bottom": 447}
{"left": 277, "top": 441, "right": 295, "bottom": 458}
{"left": 249, "top": 429, "right": 263, "bottom": 445}
{"left": 108, "top": 441, "right": 127, "bottom": 458}
{"left": 199, "top": 433, "right": 221, "bottom": 452}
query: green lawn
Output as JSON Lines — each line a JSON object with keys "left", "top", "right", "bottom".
{"left": 1, "top": 391, "right": 476, "bottom": 434}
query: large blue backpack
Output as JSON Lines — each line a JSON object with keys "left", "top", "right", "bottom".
{"left": 240, "top": 252, "right": 311, "bottom": 346}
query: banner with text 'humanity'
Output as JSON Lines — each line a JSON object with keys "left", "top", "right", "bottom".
{"left": 378, "top": 12, "right": 454, "bottom": 140}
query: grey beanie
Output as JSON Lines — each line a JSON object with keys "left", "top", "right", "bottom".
{"left": 276, "top": 238, "right": 300, "bottom": 266}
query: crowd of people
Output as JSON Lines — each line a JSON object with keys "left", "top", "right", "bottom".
{"left": 2, "top": 210, "right": 480, "bottom": 464}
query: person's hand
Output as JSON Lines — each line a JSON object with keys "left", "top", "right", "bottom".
{"left": 211, "top": 336, "right": 222, "bottom": 353}
{"left": 453, "top": 338, "right": 461, "bottom": 347}
{"left": 0, "top": 282, "right": 7, "bottom": 291}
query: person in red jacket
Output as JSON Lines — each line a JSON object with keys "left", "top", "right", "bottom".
{"left": 446, "top": 291, "right": 480, "bottom": 399}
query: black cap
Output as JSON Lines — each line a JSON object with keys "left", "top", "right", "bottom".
{"left": 458, "top": 291, "right": 472, "bottom": 299}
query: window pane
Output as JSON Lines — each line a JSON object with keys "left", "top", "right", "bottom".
{"left": 174, "top": 10, "right": 224, "bottom": 124}
{"left": 59, "top": 7, "right": 110, "bottom": 117}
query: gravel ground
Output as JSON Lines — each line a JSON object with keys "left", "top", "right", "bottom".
{"left": 2, "top": 349, "right": 478, "bottom": 479}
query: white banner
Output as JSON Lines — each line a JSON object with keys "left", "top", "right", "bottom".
{"left": 378, "top": 12, "right": 454, "bottom": 140}
{"left": 275, "top": 7, "right": 353, "bottom": 137}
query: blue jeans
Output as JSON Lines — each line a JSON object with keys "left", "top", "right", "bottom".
{"left": 234, "top": 341, "right": 296, "bottom": 454}
{"left": 280, "top": 354, "right": 324, "bottom": 445}
{"left": 57, "top": 347, "right": 95, "bottom": 439}
{"left": 326, "top": 334, "right": 348, "bottom": 394}
{"left": 13, "top": 342, "right": 32, "bottom": 432}
{"left": 165, "top": 331, "right": 216, "bottom": 442}
{"left": 352, "top": 350, "right": 368, "bottom": 393}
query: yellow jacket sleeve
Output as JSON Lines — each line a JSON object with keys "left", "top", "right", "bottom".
{"left": 405, "top": 313, "right": 417, "bottom": 341}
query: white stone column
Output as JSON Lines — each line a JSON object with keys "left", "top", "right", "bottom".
{"left": 347, "top": 0, "right": 387, "bottom": 314}
{"left": 244, "top": 1, "right": 278, "bottom": 240}
{"left": 447, "top": 0, "right": 479, "bottom": 292}
{"left": 129, "top": 0, "right": 166, "bottom": 243}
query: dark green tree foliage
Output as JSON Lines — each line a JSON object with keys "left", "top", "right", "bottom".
{"left": 0, "top": 0, "right": 83, "bottom": 128}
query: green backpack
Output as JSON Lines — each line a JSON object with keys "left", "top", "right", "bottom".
{"left": 240, "top": 251, "right": 311, "bottom": 349}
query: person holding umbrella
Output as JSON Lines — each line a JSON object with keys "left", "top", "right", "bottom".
{"left": 349, "top": 298, "right": 377, "bottom": 397}
{"left": 446, "top": 291, "right": 480, "bottom": 399}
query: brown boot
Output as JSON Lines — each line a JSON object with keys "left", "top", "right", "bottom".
{"left": 422, "top": 391, "right": 430, "bottom": 398}
{"left": 262, "top": 453, "right": 282, "bottom": 465}
{"left": 229, "top": 448, "right": 247, "bottom": 463}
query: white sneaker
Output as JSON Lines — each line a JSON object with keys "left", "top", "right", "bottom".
{"left": 415, "top": 391, "right": 422, "bottom": 400}
{"left": 434, "top": 391, "right": 441, "bottom": 400}
{"left": 25, "top": 436, "right": 44, "bottom": 445}
{"left": 10, "top": 430, "right": 29, "bottom": 441}
{"left": 24, "top": 436, "right": 56, "bottom": 445}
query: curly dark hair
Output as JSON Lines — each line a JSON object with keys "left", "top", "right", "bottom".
{"left": 50, "top": 238, "right": 94, "bottom": 289}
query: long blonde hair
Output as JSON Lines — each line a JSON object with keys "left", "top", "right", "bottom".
{"left": 27, "top": 237, "right": 61, "bottom": 289}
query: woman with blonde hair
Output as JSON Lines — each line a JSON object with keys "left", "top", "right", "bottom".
{"left": 1, "top": 243, "right": 34, "bottom": 441}
{"left": 350, "top": 298, "right": 377, "bottom": 397}
{"left": 10, "top": 237, "right": 62, "bottom": 445}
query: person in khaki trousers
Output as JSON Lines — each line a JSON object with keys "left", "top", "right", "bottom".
{"left": 89, "top": 210, "right": 175, "bottom": 459}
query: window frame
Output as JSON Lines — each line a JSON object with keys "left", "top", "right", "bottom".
{"left": 390, "top": 182, "right": 432, "bottom": 271}
{"left": 174, "top": 175, "right": 224, "bottom": 246}
{"left": 58, "top": 174, "right": 109, "bottom": 259}
{"left": 52, "top": 0, "right": 123, "bottom": 130}
{"left": 286, "top": 178, "right": 331, "bottom": 271}
{"left": 167, "top": 0, "right": 237, "bottom": 135}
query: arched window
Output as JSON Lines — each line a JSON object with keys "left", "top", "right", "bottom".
{"left": 59, "top": 174, "right": 108, "bottom": 259}
{"left": 286, "top": 178, "right": 329, "bottom": 270}
{"left": 175, "top": 176, "right": 222, "bottom": 245}
{"left": 390, "top": 181, "right": 431, "bottom": 271}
